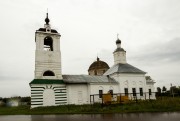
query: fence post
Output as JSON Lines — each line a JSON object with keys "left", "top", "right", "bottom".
{"left": 90, "top": 95, "right": 92, "bottom": 104}
{"left": 101, "top": 94, "right": 104, "bottom": 107}
{"left": 120, "top": 94, "right": 122, "bottom": 104}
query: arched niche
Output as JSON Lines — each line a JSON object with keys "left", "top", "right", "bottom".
{"left": 43, "top": 89, "right": 55, "bottom": 106}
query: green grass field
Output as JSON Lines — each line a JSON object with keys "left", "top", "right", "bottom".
{"left": 1, "top": 97, "right": 180, "bottom": 115}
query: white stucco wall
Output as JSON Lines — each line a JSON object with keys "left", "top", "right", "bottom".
{"left": 146, "top": 82, "right": 156, "bottom": 99}
{"left": 89, "top": 83, "right": 119, "bottom": 95}
{"left": 66, "top": 83, "right": 119, "bottom": 104}
{"left": 110, "top": 73, "right": 148, "bottom": 99}
{"left": 67, "top": 84, "right": 89, "bottom": 104}
{"left": 113, "top": 51, "right": 126, "bottom": 64}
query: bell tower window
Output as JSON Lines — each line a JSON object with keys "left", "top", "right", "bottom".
{"left": 43, "top": 70, "right": 55, "bottom": 76}
{"left": 44, "top": 36, "right": 53, "bottom": 51}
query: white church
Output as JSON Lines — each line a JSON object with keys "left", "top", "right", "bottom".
{"left": 29, "top": 14, "right": 156, "bottom": 108}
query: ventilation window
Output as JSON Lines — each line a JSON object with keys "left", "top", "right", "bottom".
{"left": 44, "top": 36, "right": 53, "bottom": 51}
{"left": 94, "top": 70, "right": 97, "bottom": 75}
{"left": 43, "top": 71, "right": 55, "bottom": 76}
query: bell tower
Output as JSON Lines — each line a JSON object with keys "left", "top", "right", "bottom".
{"left": 35, "top": 13, "right": 62, "bottom": 79}
{"left": 30, "top": 13, "right": 67, "bottom": 108}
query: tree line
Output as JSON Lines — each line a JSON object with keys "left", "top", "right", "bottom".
{"left": 156, "top": 86, "right": 180, "bottom": 97}
{"left": 0, "top": 96, "right": 30, "bottom": 106}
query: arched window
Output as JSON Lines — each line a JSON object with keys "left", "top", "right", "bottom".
{"left": 43, "top": 70, "right": 55, "bottom": 76}
{"left": 44, "top": 36, "right": 53, "bottom": 51}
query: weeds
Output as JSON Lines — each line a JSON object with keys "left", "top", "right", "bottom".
{"left": 0, "top": 97, "right": 180, "bottom": 115}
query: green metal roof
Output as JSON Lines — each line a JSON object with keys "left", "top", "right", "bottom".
{"left": 30, "top": 79, "right": 65, "bottom": 84}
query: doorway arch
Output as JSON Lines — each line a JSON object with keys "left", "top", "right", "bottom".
{"left": 43, "top": 89, "right": 55, "bottom": 106}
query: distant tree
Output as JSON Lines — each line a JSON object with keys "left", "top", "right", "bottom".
{"left": 2, "top": 98, "right": 8, "bottom": 103}
{"left": 170, "top": 86, "right": 176, "bottom": 92}
{"left": 170, "top": 86, "right": 180, "bottom": 96}
{"left": 145, "top": 76, "right": 152, "bottom": 80}
{"left": 157, "top": 87, "right": 161, "bottom": 93}
{"left": 20, "top": 97, "right": 30, "bottom": 103}
{"left": 162, "top": 86, "right": 167, "bottom": 93}
{"left": 156, "top": 87, "right": 161, "bottom": 97}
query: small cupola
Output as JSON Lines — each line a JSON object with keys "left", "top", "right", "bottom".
{"left": 114, "top": 38, "right": 125, "bottom": 53}
{"left": 44, "top": 13, "right": 51, "bottom": 33}
{"left": 116, "top": 38, "right": 121, "bottom": 44}
{"left": 36, "top": 13, "right": 58, "bottom": 34}
{"left": 113, "top": 36, "right": 127, "bottom": 64}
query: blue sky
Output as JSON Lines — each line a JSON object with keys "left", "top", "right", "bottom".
{"left": 0, "top": 0, "right": 180, "bottom": 97}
